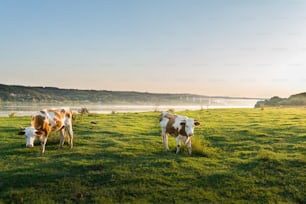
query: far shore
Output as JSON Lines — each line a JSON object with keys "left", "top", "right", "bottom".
{"left": 0, "top": 103, "right": 258, "bottom": 117}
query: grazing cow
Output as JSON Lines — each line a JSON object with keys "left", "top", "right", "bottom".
{"left": 18, "top": 108, "right": 74, "bottom": 154}
{"left": 159, "top": 112, "right": 200, "bottom": 154}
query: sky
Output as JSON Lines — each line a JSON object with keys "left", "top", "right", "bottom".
{"left": 1, "top": 0, "right": 306, "bottom": 98}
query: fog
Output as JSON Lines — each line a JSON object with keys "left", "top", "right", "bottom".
{"left": 0, "top": 98, "right": 260, "bottom": 116}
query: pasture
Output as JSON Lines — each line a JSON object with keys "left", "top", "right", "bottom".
{"left": 0, "top": 108, "right": 305, "bottom": 203}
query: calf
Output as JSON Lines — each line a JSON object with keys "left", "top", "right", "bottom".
{"left": 159, "top": 112, "right": 200, "bottom": 154}
{"left": 18, "top": 108, "right": 74, "bottom": 154}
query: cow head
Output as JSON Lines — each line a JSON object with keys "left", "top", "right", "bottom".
{"left": 18, "top": 127, "right": 44, "bottom": 148}
{"left": 180, "top": 119, "right": 200, "bottom": 137}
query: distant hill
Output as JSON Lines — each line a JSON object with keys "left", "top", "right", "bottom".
{"left": 0, "top": 84, "right": 258, "bottom": 106}
{"left": 255, "top": 92, "right": 306, "bottom": 108}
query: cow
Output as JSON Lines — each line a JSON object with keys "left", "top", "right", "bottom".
{"left": 18, "top": 108, "right": 74, "bottom": 154}
{"left": 159, "top": 112, "right": 200, "bottom": 154}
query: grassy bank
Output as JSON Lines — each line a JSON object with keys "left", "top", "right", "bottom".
{"left": 0, "top": 108, "right": 305, "bottom": 203}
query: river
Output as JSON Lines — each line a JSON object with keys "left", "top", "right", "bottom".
{"left": 0, "top": 98, "right": 260, "bottom": 116}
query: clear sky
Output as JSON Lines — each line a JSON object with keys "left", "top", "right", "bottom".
{"left": 1, "top": 0, "right": 306, "bottom": 98}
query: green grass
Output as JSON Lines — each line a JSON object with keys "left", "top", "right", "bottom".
{"left": 0, "top": 108, "right": 305, "bottom": 203}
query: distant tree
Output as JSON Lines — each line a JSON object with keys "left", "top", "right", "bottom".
{"left": 167, "top": 108, "right": 175, "bottom": 113}
{"left": 8, "top": 112, "right": 16, "bottom": 118}
{"left": 79, "top": 107, "right": 89, "bottom": 115}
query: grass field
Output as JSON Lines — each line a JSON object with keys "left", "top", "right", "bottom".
{"left": 0, "top": 108, "right": 305, "bottom": 203}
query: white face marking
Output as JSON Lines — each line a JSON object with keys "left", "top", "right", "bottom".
{"left": 24, "top": 127, "right": 37, "bottom": 147}
{"left": 184, "top": 119, "right": 196, "bottom": 137}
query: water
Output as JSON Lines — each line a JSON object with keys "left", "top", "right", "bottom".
{"left": 0, "top": 98, "right": 260, "bottom": 116}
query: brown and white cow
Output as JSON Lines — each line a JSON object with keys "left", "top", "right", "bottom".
{"left": 159, "top": 112, "right": 200, "bottom": 154}
{"left": 18, "top": 108, "right": 74, "bottom": 154}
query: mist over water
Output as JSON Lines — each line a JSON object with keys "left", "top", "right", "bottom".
{"left": 0, "top": 98, "right": 260, "bottom": 116}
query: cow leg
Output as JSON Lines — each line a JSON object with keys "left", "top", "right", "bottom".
{"left": 66, "top": 125, "right": 74, "bottom": 149}
{"left": 161, "top": 128, "right": 169, "bottom": 151}
{"left": 185, "top": 137, "right": 192, "bottom": 155}
{"left": 59, "top": 128, "right": 65, "bottom": 149}
{"left": 40, "top": 136, "right": 48, "bottom": 154}
{"left": 164, "top": 134, "right": 169, "bottom": 151}
{"left": 176, "top": 136, "right": 181, "bottom": 154}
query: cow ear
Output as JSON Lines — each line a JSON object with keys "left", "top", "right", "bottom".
{"left": 35, "top": 130, "right": 44, "bottom": 136}
{"left": 194, "top": 121, "right": 200, "bottom": 126}
{"left": 17, "top": 131, "right": 25, "bottom": 135}
{"left": 180, "top": 121, "right": 186, "bottom": 126}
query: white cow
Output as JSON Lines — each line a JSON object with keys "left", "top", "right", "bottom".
{"left": 18, "top": 108, "right": 74, "bottom": 154}
{"left": 159, "top": 112, "right": 200, "bottom": 154}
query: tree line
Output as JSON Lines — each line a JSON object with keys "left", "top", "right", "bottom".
{"left": 255, "top": 92, "right": 306, "bottom": 108}
{"left": 0, "top": 84, "right": 209, "bottom": 105}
